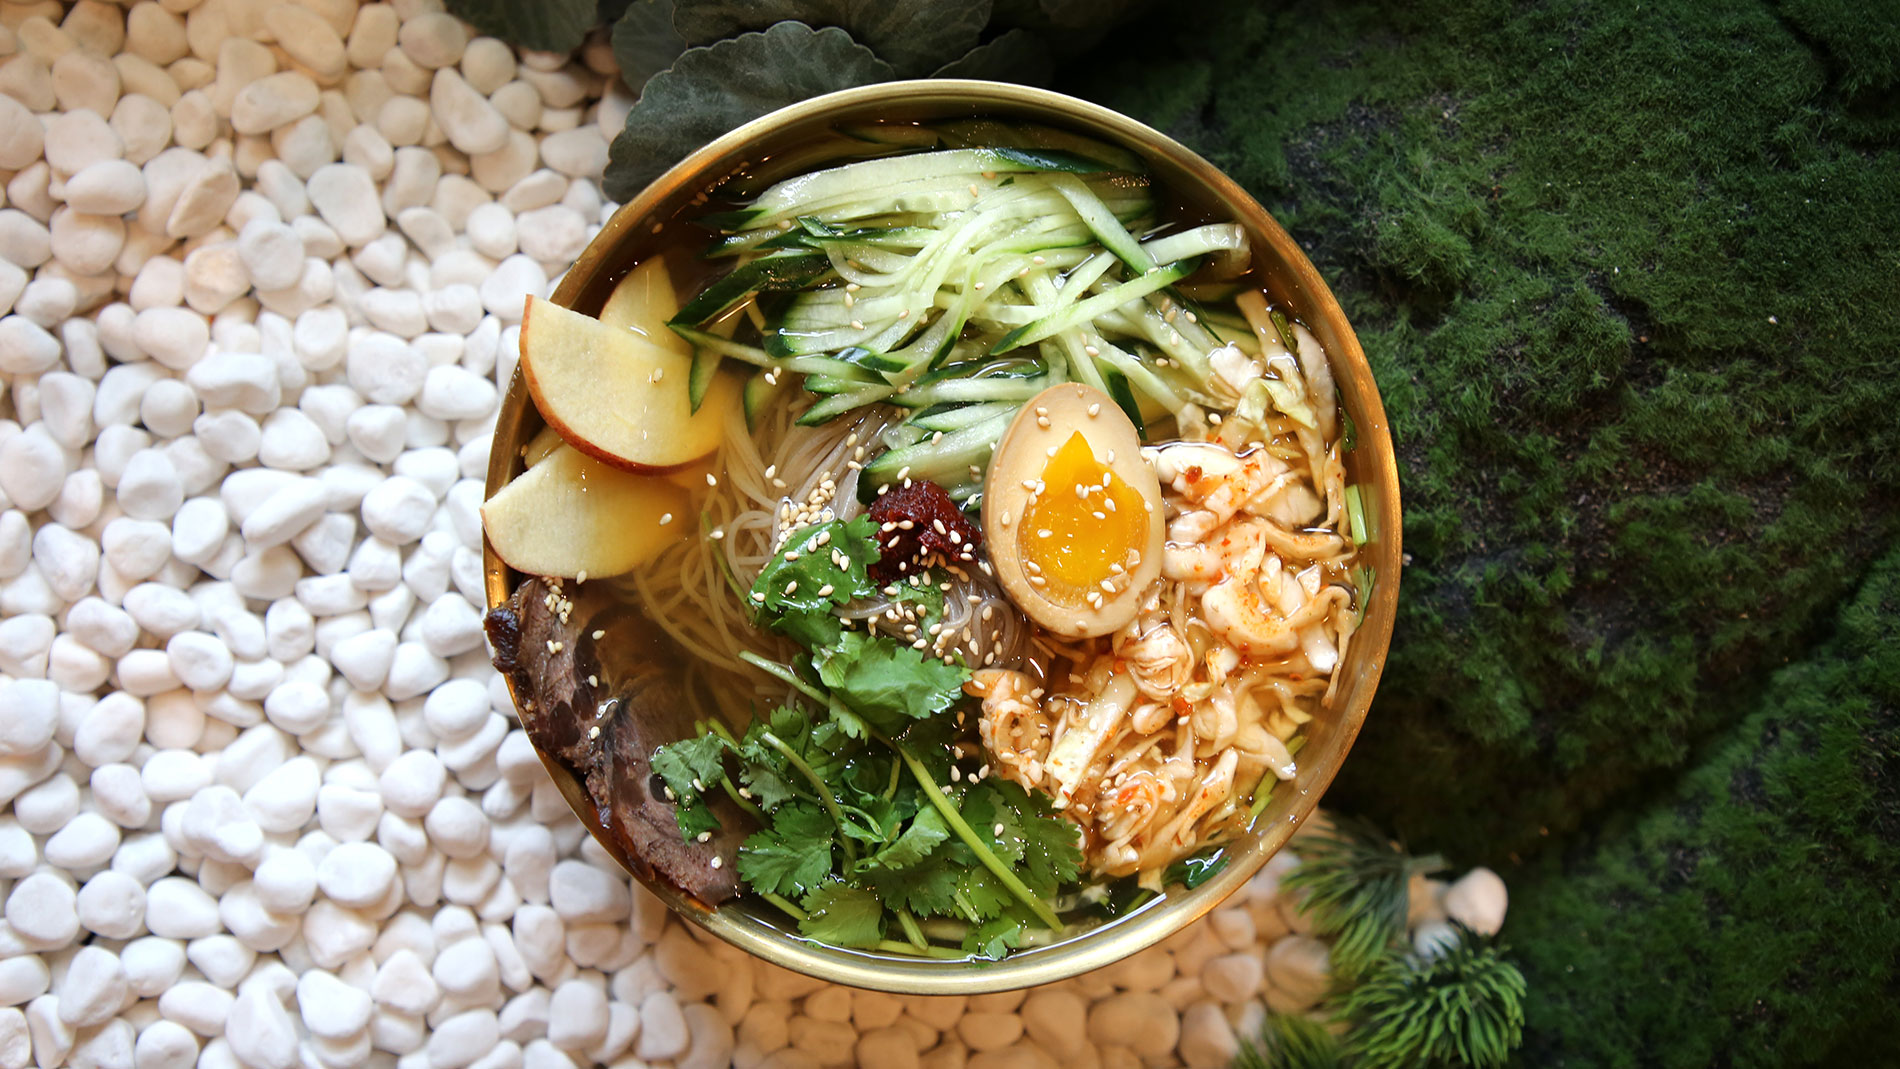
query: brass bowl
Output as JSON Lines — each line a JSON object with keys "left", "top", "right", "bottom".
{"left": 485, "top": 80, "right": 1401, "bottom": 993}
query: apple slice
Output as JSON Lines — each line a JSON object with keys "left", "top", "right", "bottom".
{"left": 519, "top": 295, "right": 738, "bottom": 472}
{"left": 522, "top": 425, "right": 564, "bottom": 467}
{"left": 598, "top": 256, "right": 691, "bottom": 357}
{"left": 482, "top": 442, "right": 690, "bottom": 579}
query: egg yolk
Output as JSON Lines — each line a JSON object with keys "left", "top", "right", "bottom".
{"left": 1018, "top": 431, "right": 1148, "bottom": 607}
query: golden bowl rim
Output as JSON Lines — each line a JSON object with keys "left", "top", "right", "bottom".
{"left": 483, "top": 78, "right": 1402, "bottom": 993}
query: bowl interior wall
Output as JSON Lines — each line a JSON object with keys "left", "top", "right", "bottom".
{"left": 485, "top": 81, "right": 1400, "bottom": 993}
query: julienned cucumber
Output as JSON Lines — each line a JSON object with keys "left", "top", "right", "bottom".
{"left": 747, "top": 148, "right": 1136, "bottom": 221}
{"left": 990, "top": 258, "right": 1198, "bottom": 354}
{"left": 858, "top": 411, "right": 1015, "bottom": 499}
{"left": 670, "top": 252, "right": 831, "bottom": 326}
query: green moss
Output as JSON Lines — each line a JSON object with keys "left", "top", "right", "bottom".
{"left": 1067, "top": 0, "right": 1900, "bottom": 858}
{"left": 1507, "top": 546, "right": 1900, "bottom": 1066}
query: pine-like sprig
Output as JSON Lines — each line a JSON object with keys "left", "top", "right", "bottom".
{"left": 1234, "top": 1013, "right": 1349, "bottom": 1069}
{"left": 1280, "top": 816, "right": 1447, "bottom": 979}
{"left": 1337, "top": 930, "right": 1528, "bottom": 1069}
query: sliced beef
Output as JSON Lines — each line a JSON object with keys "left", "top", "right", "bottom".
{"left": 485, "top": 577, "right": 746, "bottom": 903}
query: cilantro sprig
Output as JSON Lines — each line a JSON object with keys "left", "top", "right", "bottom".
{"left": 653, "top": 519, "right": 1083, "bottom": 958}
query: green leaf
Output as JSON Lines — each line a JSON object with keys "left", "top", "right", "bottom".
{"left": 798, "top": 881, "right": 885, "bottom": 948}
{"left": 672, "top": 1, "right": 991, "bottom": 78}
{"left": 810, "top": 630, "right": 969, "bottom": 734}
{"left": 861, "top": 804, "right": 949, "bottom": 871}
{"left": 962, "top": 779, "right": 1083, "bottom": 896}
{"left": 604, "top": 22, "right": 895, "bottom": 200}
{"left": 962, "top": 916, "right": 1023, "bottom": 960}
{"left": 737, "top": 801, "right": 835, "bottom": 898}
{"left": 649, "top": 732, "right": 729, "bottom": 837}
{"left": 1164, "top": 849, "right": 1229, "bottom": 889}
{"left": 443, "top": 0, "right": 597, "bottom": 52}
{"left": 610, "top": 0, "right": 688, "bottom": 96}
{"left": 930, "top": 29, "right": 1054, "bottom": 86}
{"left": 650, "top": 732, "right": 727, "bottom": 800}
{"left": 746, "top": 516, "right": 882, "bottom": 641}
{"left": 859, "top": 846, "right": 962, "bottom": 917}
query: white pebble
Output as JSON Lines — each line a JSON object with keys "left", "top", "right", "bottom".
{"left": 55, "top": 946, "right": 126, "bottom": 1029}
{"left": 547, "top": 860, "right": 627, "bottom": 925}
{"left": 0, "top": 316, "right": 61, "bottom": 375}
{"left": 76, "top": 870, "right": 146, "bottom": 939}
{"left": 306, "top": 163, "right": 385, "bottom": 248}
{"left": 225, "top": 985, "right": 297, "bottom": 1069}
{"left": 144, "top": 877, "right": 220, "bottom": 939}
{"left": 0, "top": 679, "right": 58, "bottom": 756}
{"left": 7, "top": 872, "right": 79, "bottom": 948}
{"left": 296, "top": 969, "right": 372, "bottom": 1040}
{"left": 64, "top": 159, "right": 147, "bottom": 215}
{"left": 316, "top": 840, "right": 398, "bottom": 909}
{"left": 1443, "top": 867, "right": 1508, "bottom": 935}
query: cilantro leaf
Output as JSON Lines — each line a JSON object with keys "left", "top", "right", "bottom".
{"left": 963, "top": 916, "right": 1024, "bottom": 961}
{"left": 650, "top": 733, "right": 727, "bottom": 801}
{"left": 798, "top": 881, "right": 885, "bottom": 948}
{"left": 964, "top": 779, "right": 1084, "bottom": 896}
{"left": 859, "top": 805, "right": 949, "bottom": 872}
{"left": 737, "top": 801, "right": 835, "bottom": 898}
{"left": 748, "top": 516, "right": 882, "bottom": 648}
{"left": 859, "top": 846, "right": 963, "bottom": 917}
{"left": 956, "top": 866, "right": 1016, "bottom": 920}
{"left": 650, "top": 733, "right": 730, "bottom": 837}
{"left": 812, "top": 630, "right": 969, "bottom": 734}
{"left": 738, "top": 762, "right": 799, "bottom": 810}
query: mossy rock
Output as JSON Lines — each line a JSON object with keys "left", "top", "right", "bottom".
{"left": 1068, "top": 0, "right": 1900, "bottom": 860}
{"left": 1061, "top": 0, "right": 1900, "bottom": 1061}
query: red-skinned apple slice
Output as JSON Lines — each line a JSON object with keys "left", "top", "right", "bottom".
{"left": 481, "top": 442, "right": 690, "bottom": 579}
{"left": 519, "top": 295, "right": 737, "bottom": 472}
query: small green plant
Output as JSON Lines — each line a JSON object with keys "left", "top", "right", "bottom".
{"left": 1234, "top": 930, "right": 1527, "bottom": 1069}
{"left": 1234, "top": 1013, "right": 1348, "bottom": 1069}
{"left": 1279, "top": 816, "right": 1447, "bottom": 979}
{"left": 1338, "top": 931, "right": 1527, "bottom": 1069}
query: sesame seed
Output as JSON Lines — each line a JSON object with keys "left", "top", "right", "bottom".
{"left": 1087, "top": 403, "right": 1100, "bottom": 417}
{"left": 710, "top": 857, "right": 723, "bottom": 868}
{"left": 751, "top": 591, "right": 766, "bottom": 602}
{"left": 1084, "top": 344, "right": 1100, "bottom": 356}
{"left": 707, "top": 473, "right": 719, "bottom": 486}
{"left": 592, "top": 630, "right": 605, "bottom": 640}
{"left": 659, "top": 513, "right": 674, "bottom": 526}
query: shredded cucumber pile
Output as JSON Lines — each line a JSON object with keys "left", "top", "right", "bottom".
{"left": 664, "top": 132, "right": 1260, "bottom": 504}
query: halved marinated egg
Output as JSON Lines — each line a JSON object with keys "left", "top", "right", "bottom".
{"left": 982, "top": 384, "right": 1165, "bottom": 638}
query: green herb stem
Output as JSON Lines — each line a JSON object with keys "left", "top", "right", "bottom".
{"left": 758, "top": 730, "right": 858, "bottom": 863}
{"left": 759, "top": 891, "right": 807, "bottom": 921}
{"left": 740, "top": 652, "right": 830, "bottom": 706}
{"left": 873, "top": 940, "right": 965, "bottom": 960}
{"left": 894, "top": 907, "right": 929, "bottom": 949}
{"left": 897, "top": 745, "right": 1064, "bottom": 930}
{"left": 717, "top": 775, "right": 766, "bottom": 824}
